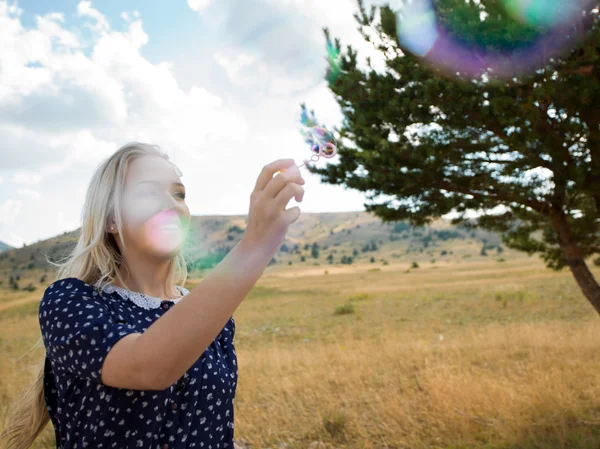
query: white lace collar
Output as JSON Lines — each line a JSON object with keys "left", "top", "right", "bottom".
{"left": 94, "top": 280, "right": 190, "bottom": 311}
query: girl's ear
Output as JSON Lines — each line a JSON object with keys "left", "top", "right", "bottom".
{"left": 106, "top": 216, "right": 116, "bottom": 233}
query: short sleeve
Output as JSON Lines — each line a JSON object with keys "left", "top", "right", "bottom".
{"left": 38, "top": 277, "right": 140, "bottom": 384}
{"left": 229, "top": 316, "right": 235, "bottom": 338}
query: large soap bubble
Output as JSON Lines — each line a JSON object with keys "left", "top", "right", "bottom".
{"left": 395, "top": 0, "right": 597, "bottom": 80}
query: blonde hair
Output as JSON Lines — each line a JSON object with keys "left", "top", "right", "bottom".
{"left": 0, "top": 142, "right": 190, "bottom": 448}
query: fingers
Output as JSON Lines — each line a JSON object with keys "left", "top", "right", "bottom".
{"left": 252, "top": 159, "right": 295, "bottom": 195}
{"left": 282, "top": 205, "right": 301, "bottom": 226}
{"left": 263, "top": 163, "right": 305, "bottom": 200}
{"left": 274, "top": 182, "right": 304, "bottom": 211}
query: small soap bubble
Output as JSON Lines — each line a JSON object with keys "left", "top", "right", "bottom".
{"left": 300, "top": 105, "right": 337, "bottom": 159}
{"left": 325, "top": 36, "right": 342, "bottom": 84}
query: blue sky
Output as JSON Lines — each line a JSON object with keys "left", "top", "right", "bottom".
{"left": 0, "top": 0, "right": 404, "bottom": 247}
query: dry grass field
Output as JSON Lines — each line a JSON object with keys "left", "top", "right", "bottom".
{"left": 1, "top": 255, "right": 600, "bottom": 449}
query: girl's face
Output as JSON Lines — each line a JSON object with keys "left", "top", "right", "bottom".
{"left": 113, "top": 155, "right": 191, "bottom": 260}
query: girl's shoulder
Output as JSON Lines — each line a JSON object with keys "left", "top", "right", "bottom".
{"left": 43, "top": 277, "right": 105, "bottom": 302}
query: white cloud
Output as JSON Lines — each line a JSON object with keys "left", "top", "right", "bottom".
{"left": 5, "top": 232, "right": 26, "bottom": 247}
{"left": 17, "top": 188, "right": 41, "bottom": 199}
{"left": 214, "top": 52, "right": 258, "bottom": 83}
{"left": 77, "top": 0, "right": 110, "bottom": 32}
{"left": 0, "top": 1, "right": 252, "bottom": 245}
{"left": 0, "top": 2, "right": 248, "bottom": 173}
{"left": 0, "top": 199, "right": 23, "bottom": 225}
{"left": 187, "top": 0, "right": 214, "bottom": 13}
{"left": 12, "top": 172, "right": 42, "bottom": 185}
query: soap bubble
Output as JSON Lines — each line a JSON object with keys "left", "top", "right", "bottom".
{"left": 395, "top": 0, "right": 596, "bottom": 80}
{"left": 503, "top": 0, "right": 584, "bottom": 27}
{"left": 325, "top": 36, "right": 342, "bottom": 84}
{"left": 300, "top": 105, "right": 337, "bottom": 158}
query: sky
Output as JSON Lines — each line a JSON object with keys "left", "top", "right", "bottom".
{"left": 0, "top": 0, "right": 410, "bottom": 248}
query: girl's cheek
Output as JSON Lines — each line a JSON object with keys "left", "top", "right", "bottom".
{"left": 124, "top": 197, "right": 161, "bottom": 228}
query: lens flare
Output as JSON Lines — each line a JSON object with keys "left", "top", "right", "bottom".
{"left": 396, "top": 0, "right": 439, "bottom": 57}
{"left": 144, "top": 209, "right": 186, "bottom": 255}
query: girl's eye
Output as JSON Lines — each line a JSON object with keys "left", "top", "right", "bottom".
{"left": 175, "top": 192, "right": 186, "bottom": 200}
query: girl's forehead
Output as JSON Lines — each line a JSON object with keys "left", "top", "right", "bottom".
{"left": 126, "top": 155, "right": 181, "bottom": 184}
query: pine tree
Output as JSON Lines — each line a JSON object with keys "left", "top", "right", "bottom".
{"left": 311, "top": 242, "right": 320, "bottom": 258}
{"left": 308, "top": 0, "right": 600, "bottom": 314}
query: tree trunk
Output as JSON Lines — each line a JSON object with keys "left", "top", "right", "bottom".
{"left": 550, "top": 208, "right": 600, "bottom": 315}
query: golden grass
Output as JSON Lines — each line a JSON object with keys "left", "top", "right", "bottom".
{"left": 2, "top": 257, "right": 600, "bottom": 449}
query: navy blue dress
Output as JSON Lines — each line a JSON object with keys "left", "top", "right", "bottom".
{"left": 38, "top": 277, "right": 238, "bottom": 449}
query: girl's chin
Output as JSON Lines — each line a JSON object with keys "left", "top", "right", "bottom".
{"left": 138, "top": 224, "right": 187, "bottom": 259}
{"left": 145, "top": 236, "right": 184, "bottom": 258}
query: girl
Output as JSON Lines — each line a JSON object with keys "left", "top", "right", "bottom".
{"left": 0, "top": 142, "right": 305, "bottom": 449}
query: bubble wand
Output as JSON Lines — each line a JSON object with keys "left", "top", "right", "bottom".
{"left": 276, "top": 106, "right": 338, "bottom": 177}
{"left": 296, "top": 105, "right": 338, "bottom": 168}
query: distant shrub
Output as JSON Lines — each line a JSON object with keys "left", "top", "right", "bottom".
{"left": 23, "top": 283, "right": 37, "bottom": 292}
{"left": 392, "top": 222, "right": 410, "bottom": 234}
{"left": 227, "top": 225, "right": 244, "bottom": 234}
{"left": 411, "top": 261, "right": 419, "bottom": 269}
{"left": 334, "top": 302, "right": 355, "bottom": 316}
{"left": 349, "top": 293, "right": 369, "bottom": 301}
{"left": 311, "top": 243, "right": 320, "bottom": 259}
{"left": 323, "top": 411, "right": 348, "bottom": 438}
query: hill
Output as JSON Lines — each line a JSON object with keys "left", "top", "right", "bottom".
{"left": 0, "top": 211, "right": 522, "bottom": 293}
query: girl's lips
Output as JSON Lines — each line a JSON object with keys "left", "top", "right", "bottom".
{"left": 149, "top": 209, "right": 181, "bottom": 228}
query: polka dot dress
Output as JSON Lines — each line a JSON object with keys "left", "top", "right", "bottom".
{"left": 38, "top": 277, "right": 238, "bottom": 449}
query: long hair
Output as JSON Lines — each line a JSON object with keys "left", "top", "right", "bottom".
{"left": 0, "top": 142, "right": 190, "bottom": 448}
